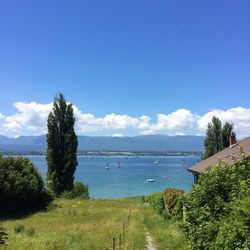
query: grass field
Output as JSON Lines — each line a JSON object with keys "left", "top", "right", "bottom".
{"left": 0, "top": 198, "right": 190, "bottom": 250}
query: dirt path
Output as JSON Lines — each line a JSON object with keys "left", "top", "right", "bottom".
{"left": 145, "top": 232, "right": 157, "bottom": 250}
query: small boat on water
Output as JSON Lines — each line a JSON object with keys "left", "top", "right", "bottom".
{"left": 154, "top": 160, "right": 159, "bottom": 165}
{"left": 147, "top": 178, "right": 155, "bottom": 183}
{"left": 118, "top": 162, "right": 121, "bottom": 168}
{"left": 105, "top": 162, "right": 110, "bottom": 170}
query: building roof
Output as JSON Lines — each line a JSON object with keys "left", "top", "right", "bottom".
{"left": 188, "top": 137, "right": 250, "bottom": 174}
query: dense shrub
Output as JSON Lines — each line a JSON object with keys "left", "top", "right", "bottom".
{"left": 163, "top": 188, "right": 184, "bottom": 216}
{"left": 146, "top": 192, "right": 165, "bottom": 215}
{"left": 184, "top": 155, "right": 250, "bottom": 249}
{"left": 61, "top": 181, "right": 89, "bottom": 199}
{"left": 215, "top": 196, "right": 250, "bottom": 250}
{"left": 0, "top": 156, "right": 52, "bottom": 214}
{"left": 14, "top": 224, "right": 25, "bottom": 234}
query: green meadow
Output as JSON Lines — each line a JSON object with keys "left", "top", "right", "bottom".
{"left": 1, "top": 198, "right": 189, "bottom": 250}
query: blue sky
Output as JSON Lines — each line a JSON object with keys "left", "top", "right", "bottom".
{"left": 0, "top": 0, "right": 250, "bottom": 137}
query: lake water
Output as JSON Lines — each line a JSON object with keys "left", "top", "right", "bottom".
{"left": 27, "top": 155, "right": 199, "bottom": 199}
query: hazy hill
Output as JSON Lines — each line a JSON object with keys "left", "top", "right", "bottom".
{"left": 0, "top": 134, "right": 204, "bottom": 152}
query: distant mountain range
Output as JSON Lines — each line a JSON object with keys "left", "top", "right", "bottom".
{"left": 0, "top": 134, "right": 205, "bottom": 152}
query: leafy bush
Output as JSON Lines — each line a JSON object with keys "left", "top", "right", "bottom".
{"left": 61, "top": 182, "right": 89, "bottom": 199}
{"left": 184, "top": 156, "right": 250, "bottom": 249}
{"left": 147, "top": 189, "right": 185, "bottom": 219}
{"left": 163, "top": 188, "right": 184, "bottom": 216}
{"left": 14, "top": 224, "right": 25, "bottom": 234}
{"left": 215, "top": 196, "right": 250, "bottom": 250}
{"left": 147, "top": 192, "right": 165, "bottom": 215}
{"left": 0, "top": 156, "right": 52, "bottom": 214}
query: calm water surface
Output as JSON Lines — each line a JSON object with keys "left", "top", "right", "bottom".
{"left": 28, "top": 155, "right": 200, "bottom": 199}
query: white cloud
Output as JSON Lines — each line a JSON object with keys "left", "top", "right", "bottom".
{"left": 73, "top": 105, "right": 151, "bottom": 133}
{"left": 151, "top": 109, "right": 199, "bottom": 132}
{"left": 1, "top": 102, "right": 52, "bottom": 136}
{"left": 139, "top": 130, "right": 157, "bottom": 135}
{"left": 0, "top": 102, "right": 250, "bottom": 139}
{"left": 198, "top": 107, "right": 250, "bottom": 138}
{"left": 112, "top": 133, "right": 125, "bottom": 137}
{"left": 175, "top": 131, "right": 185, "bottom": 136}
{"left": 136, "top": 115, "right": 151, "bottom": 130}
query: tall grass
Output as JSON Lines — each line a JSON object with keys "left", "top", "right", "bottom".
{"left": 1, "top": 199, "right": 146, "bottom": 250}
{"left": 1, "top": 198, "right": 189, "bottom": 249}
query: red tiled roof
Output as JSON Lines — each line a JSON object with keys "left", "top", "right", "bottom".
{"left": 188, "top": 137, "right": 250, "bottom": 174}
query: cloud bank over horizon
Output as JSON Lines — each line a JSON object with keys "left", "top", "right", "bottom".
{"left": 0, "top": 102, "right": 250, "bottom": 138}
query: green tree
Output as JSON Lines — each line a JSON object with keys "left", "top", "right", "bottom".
{"left": 46, "top": 93, "right": 78, "bottom": 196}
{"left": 203, "top": 117, "right": 234, "bottom": 159}
{"left": 0, "top": 156, "right": 51, "bottom": 214}
{"left": 221, "top": 122, "right": 233, "bottom": 148}
{"left": 203, "top": 116, "right": 222, "bottom": 159}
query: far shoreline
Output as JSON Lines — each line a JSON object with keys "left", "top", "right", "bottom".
{"left": 1, "top": 150, "right": 203, "bottom": 157}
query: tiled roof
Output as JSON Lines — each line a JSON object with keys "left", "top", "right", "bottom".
{"left": 188, "top": 137, "right": 250, "bottom": 174}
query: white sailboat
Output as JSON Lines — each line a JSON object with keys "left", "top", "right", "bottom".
{"left": 154, "top": 160, "right": 159, "bottom": 165}
{"left": 105, "top": 162, "right": 109, "bottom": 170}
{"left": 146, "top": 178, "right": 155, "bottom": 183}
{"left": 147, "top": 161, "right": 156, "bottom": 183}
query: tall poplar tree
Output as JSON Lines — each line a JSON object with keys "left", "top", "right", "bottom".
{"left": 46, "top": 93, "right": 78, "bottom": 196}
{"left": 221, "top": 122, "right": 234, "bottom": 148}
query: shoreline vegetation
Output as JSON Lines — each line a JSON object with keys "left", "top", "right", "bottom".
{"left": 0, "top": 150, "right": 203, "bottom": 157}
